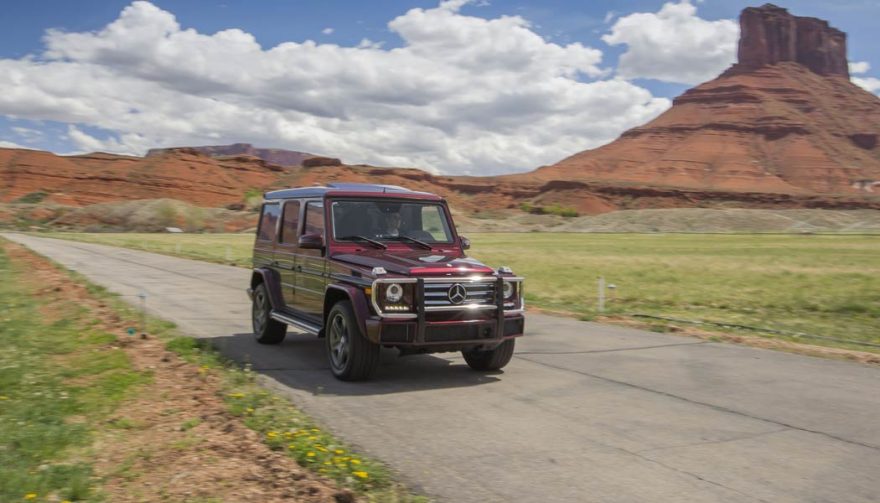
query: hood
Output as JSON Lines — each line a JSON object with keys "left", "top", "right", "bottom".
{"left": 332, "top": 248, "right": 495, "bottom": 276}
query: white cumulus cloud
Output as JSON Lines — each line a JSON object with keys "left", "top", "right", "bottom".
{"left": 321, "top": 27, "right": 334, "bottom": 35}
{"left": 0, "top": 140, "right": 32, "bottom": 149}
{"left": 603, "top": 0, "right": 738, "bottom": 85}
{"left": 850, "top": 61, "right": 870, "bottom": 74}
{"left": 853, "top": 77, "right": 880, "bottom": 94}
{"left": 0, "top": 0, "right": 670, "bottom": 174}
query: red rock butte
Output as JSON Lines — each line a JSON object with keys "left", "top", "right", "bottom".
{"left": 531, "top": 3, "right": 880, "bottom": 199}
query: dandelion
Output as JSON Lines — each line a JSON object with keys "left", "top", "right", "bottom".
{"left": 306, "top": 452, "right": 316, "bottom": 457}
{"left": 24, "top": 494, "right": 37, "bottom": 500}
{"left": 266, "top": 431, "right": 278, "bottom": 439}
{"left": 227, "top": 392, "right": 245, "bottom": 399}
{"left": 288, "top": 443, "right": 297, "bottom": 450}
{"left": 334, "top": 449, "right": 345, "bottom": 455}
{"left": 350, "top": 459, "right": 361, "bottom": 465}
{"left": 323, "top": 461, "right": 332, "bottom": 465}
{"left": 307, "top": 436, "right": 317, "bottom": 441}
{"left": 245, "top": 407, "right": 254, "bottom": 414}
{"left": 0, "top": 396, "right": 8, "bottom": 400}
{"left": 353, "top": 471, "right": 369, "bottom": 479}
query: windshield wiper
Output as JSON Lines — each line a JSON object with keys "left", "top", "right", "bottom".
{"left": 337, "top": 235, "right": 387, "bottom": 249}
{"left": 388, "top": 235, "right": 433, "bottom": 249}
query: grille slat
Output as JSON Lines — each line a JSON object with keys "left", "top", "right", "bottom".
{"left": 423, "top": 279, "right": 497, "bottom": 308}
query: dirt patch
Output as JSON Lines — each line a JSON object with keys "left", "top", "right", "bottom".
{"left": 5, "top": 242, "right": 354, "bottom": 503}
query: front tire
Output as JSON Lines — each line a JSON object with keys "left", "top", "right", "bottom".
{"left": 252, "top": 283, "right": 286, "bottom": 344}
{"left": 326, "top": 301, "right": 380, "bottom": 381}
{"left": 462, "top": 339, "right": 515, "bottom": 371}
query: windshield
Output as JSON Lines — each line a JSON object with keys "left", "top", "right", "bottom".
{"left": 331, "top": 200, "right": 454, "bottom": 244}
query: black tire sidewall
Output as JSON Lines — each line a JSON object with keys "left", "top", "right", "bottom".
{"left": 326, "top": 300, "right": 379, "bottom": 381}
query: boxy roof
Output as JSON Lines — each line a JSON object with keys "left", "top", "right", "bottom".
{"left": 264, "top": 183, "right": 441, "bottom": 201}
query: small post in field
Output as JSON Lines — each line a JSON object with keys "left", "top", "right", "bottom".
{"left": 137, "top": 290, "right": 147, "bottom": 338}
{"left": 597, "top": 276, "right": 606, "bottom": 313}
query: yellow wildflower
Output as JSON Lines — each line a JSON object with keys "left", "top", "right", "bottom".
{"left": 334, "top": 449, "right": 345, "bottom": 455}
{"left": 24, "top": 494, "right": 37, "bottom": 500}
{"left": 350, "top": 459, "right": 361, "bottom": 465}
{"left": 353, "top": 471, "right": 369, "bottom": 479}
{"left": 323, "top": 461, "right": 332, "bottom": 465}
{"left": 0, "top": 396, "right": 9, "bottom": 400}
{"left": 306, "top": 452, "right": 316, "bottom": 457}
{"left": 307, "top": 436, "right": 317, "bottom": 441}
{"left": 245, "top": 407, "right": 254, "bottom": 414}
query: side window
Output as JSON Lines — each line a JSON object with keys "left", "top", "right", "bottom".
{"left": 279, "top": 200, "right": 301, "bottom": 244}
{"left": 304, "top": 201, "right": 325, "bottom": 236}
{"left": 421, "top": 205, "right": 452, "bottom": 242}
{"left": 257, "top": 203, "right": 281, "bottom": 242}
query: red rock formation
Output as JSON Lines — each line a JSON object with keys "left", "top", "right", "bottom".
{"left": 737, "top": 4, "right": 848, "bottom": 77}
{"left": 146, "top": 143, "right": 317, "bottom": 167}
{"left": 528, "top": 4, "right": 879, "bottom": 199}
{"left": 0, "top": 148, "right": 284, "bottom": 207}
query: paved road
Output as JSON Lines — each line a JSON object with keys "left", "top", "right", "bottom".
{"left": 5, "top": 233, "right": 880, "bottom": 503}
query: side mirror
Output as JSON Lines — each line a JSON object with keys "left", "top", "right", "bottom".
{"left": 460, "top": 236, "right": 471, "bottom": 250}
{"left": 298, "top": 233, "right": 324, "bottom": 250}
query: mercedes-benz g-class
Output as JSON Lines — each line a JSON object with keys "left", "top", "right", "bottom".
{"left": 247, "top": 183, "right": 525, "bottom": 381}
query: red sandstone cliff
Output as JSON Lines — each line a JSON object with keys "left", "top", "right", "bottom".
{"left": 146, "top": 143, "right": 318, "bottom": 167}
{"left": 530, "top": 4, "right": 880, "bottom": 198}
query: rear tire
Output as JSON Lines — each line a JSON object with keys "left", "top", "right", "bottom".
{"left": 252, "top": 283, "right": 286, "bottom": 344}
{"left": 462, "top": 339, "right": 515, "bottom": 371}
{"left": 326, "top": 300, "right": 380, "bottom": 381}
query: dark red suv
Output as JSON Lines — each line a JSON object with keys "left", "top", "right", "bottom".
{"left": 247, "top": 183, "right": 525, "bottom": 380}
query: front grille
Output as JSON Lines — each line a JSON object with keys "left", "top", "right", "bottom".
{"left": 423, "top": 280, "right": 497, "bottom": 309}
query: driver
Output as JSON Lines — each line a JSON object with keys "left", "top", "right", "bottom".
{"left": 384, "top": 211, "right": 401, "bottom": 237}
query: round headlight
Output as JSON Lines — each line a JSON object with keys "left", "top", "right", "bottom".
{"left": 502, "top": 280, "right": 514, "bottom": 299}
{"left": 386, "top": 283, "right": 404, "bottom": 303}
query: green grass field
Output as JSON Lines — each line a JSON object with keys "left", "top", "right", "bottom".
{"left": 42, "top": 232, "right": 880, "bottom": 349}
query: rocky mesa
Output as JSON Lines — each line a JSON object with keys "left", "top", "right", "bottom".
{"left": 530, "top": 4, "right": 880, "bottom": 199}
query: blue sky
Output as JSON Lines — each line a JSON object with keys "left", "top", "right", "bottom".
{"left": 1, "top": 0, "right": 878, "bottom": 174}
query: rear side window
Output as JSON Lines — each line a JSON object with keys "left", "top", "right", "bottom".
{"left": 256, "top": 203, "right": 281, "bottom": 242}
{"left": 304, "top": 201, "right": 325, "bottom": 236}
{"left": 279, "top": 200, "right": 301, "bottom": 244}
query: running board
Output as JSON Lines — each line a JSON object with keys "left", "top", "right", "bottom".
{"left": 270, "top": 311, "right": 321, "bottom": 335}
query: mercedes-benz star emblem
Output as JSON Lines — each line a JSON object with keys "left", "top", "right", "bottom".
{"left": 447, "top": 283, "right": 467, "bottom": 304}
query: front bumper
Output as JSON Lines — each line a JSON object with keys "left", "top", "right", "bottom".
{"left": 367, "top": 314, "right": 524, "bottom": 347}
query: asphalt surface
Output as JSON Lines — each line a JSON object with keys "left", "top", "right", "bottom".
{"left": 5, "top": 233, "right": 880, "bottom": 503}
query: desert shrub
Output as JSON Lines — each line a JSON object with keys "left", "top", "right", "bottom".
{"left": 15, "top": 191, "right": 48, "bottom": 204}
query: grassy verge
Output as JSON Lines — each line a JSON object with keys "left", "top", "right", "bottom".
{"left": 40, "top": 231, "right": 880, "bottom": 353}
{"left": 0, "top": 244, "right": 149, "bottom": 501}
{"left": 1, "top": 239, "right": 424, "bottom": 502}
{"left": 165, "top": 338, "right": 419, "bottom": 499}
